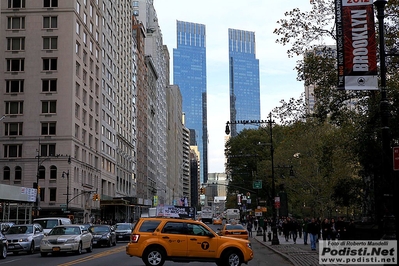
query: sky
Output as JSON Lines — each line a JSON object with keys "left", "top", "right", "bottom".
{"left": 154, "top": 0, "right": 316, "bottom": 173}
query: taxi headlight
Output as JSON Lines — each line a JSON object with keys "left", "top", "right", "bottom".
{"left": 246, "top": 242, "right": 252, "bottom": 249}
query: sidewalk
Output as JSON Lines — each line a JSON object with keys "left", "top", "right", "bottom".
{"left": 252, "top": 228, "right": 321, "bottom": 266}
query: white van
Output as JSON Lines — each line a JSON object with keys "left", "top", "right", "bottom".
{"left": 33, "top": 217, "right": 72, "bottom": 234}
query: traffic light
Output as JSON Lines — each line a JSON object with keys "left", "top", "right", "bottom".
{"left": 37, "top": 186, "right": 40, "bottom": 194}
{"left": 92, "top": 193, "right": 99, "bottom": 201}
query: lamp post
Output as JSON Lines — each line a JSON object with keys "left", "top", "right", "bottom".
{"left": 62, "top": 156, "right": 71, "bottom": 213}
{"left": 225, "top": 112, "right": 280, "bottom": 245}
{"left": 374, "top": 0, "right": 396, "bottom": 240}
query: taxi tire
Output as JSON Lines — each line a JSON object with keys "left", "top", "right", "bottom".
{"left": 0, "top": 246, "right": 6, "bottom": 259}
{"left": 143, "top": 247, "right": 166, "bottom": 266}
{"left": 223, "top": 250, "right": 242, "bottom": 266}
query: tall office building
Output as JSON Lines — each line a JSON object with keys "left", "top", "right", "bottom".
{"left": 0, "top": 0, "right": 137, "bottom": 222}
{"left": 173, "top": 21, "right": 208, "bottom": 184}
{"left": 228, "top": 29, "right": 260, "bottom": 137}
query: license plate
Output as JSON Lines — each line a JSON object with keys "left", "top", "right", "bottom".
{"left": 233, "top": 232, "right": 241, "bottom": 234}
{"left": 118, "top": 236, "right": 123, "bottom": 238}
{"left": 8, "top": 245, "right": 14, "bottom": 249}
{"left": 52, "top": 247, "right": 61, "bottom": 252}
{"left": 93, "top": 241, "right": 97, "bottom": 244}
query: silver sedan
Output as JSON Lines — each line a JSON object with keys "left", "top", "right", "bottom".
{"left": 40, "top": 225, "right": 93, "bottom": 256}
{"left": 4, "top": 224, "right": 44, "bottom": 255}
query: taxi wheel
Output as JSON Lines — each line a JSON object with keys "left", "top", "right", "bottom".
{"left": 0, "top": 246, "right": 6, "bottom": 259}
{"left": 143, "top": 247, "right": 166, "bottom": 266}
{"left": 223, "top": 250, "right": 242, "bottom": 266}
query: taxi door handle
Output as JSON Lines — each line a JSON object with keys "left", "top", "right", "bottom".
{"left": 162, "top": 236, "right": 169, "bottom": 239}
{"left": 189, "top": 238, "right": 197, "bottom": 241}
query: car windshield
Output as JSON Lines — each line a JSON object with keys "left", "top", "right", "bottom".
{"left": 115, "top": 224, "right": 131, "bottom": 230}
{"left": 49, "top": 227, "right": 81, "bottom": 235}
{"left": 90, "top": 226, "right": 110, "bottom": 233}
{"left": 225, "top": 224, "right": 245, "bottom": 230}
{"left": 7, "top": 225, "right": 33, "bottom": 234}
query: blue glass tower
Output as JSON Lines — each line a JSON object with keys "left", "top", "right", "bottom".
{"left": 228, "top": 29, "right": 260, "bottom": 136}
{"left": 173, "top": 21, "right": 208, "bottom": 183}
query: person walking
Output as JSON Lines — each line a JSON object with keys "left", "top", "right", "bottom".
{"left": 321, "top": 218, "right": 332, "bottom": 240}
{"left": 291, "top": 218, "right": 299, "bottom": 244}
{"left": 302, "top": 218, "right": 309, "bottom": 245}
{"left": 308, "top": 217, "right": 320, "bottom": 251}
{"left": 247, "top": 220, "right": 253, "bottom": 237}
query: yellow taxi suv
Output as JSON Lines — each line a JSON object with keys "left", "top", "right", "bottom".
{"left": 218, "top": 223, "right": 249, "bottom": 240}
{"left": 126, "top": 217, "right": 253, "bottom": 266}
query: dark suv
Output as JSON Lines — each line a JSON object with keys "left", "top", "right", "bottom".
{"left": 114, "top": 223, "right": 133, "bottom": 242}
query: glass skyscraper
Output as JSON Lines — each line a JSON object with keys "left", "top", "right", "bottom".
{"left": 173, "top": 21, "right": 208, "bottom": 183}
{"left": 228, "top": 29, "right": 261, "bottom": 136}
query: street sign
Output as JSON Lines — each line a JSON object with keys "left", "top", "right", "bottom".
{"left": 253, "top": 180, "right": 262, "bottom": 189}
{"left": 60, "top": 204, "right": 67, "bottom": 207}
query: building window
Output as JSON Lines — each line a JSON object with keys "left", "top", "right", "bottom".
{"left": 6, "top": 80, "right": 24, "bottom": 93}
{"left": 41, "top": 100, "right": 57, "bottom": 114}
{"left": 49, "top": 188, "right": 57, "bottom": 201}
{"left": 7, "top": 37, "right": 25, "bottom": 51}
{"left": 4, "top": 122, "right": 23, "bottom": 136}
{"left": 43, "top": 16, "right": 57, "bottom": 29}
{"left": 40, "top": 144, "right": 55, "bottom": 157}
{"left": 3, "top": 167, "right": 11, "bottom": 180}
{"left": 50, "top": 165, "right": 57, "bottom": 179}
{"left": 40, "top": 188, "right": 45, "bottom": 201}
{"left": 43, "top": 37, "right": 57, "bottom": 50}
{"left": 8, "top": 0, "right": 25, "bottom": 8}
{"left": 6, "top": 59, "right": 24, "bottom": 72}
{"left": 42, "top": 79, "right": 57, "bottom": 92}
{"left": 38, "top": 165, "right": 45, "bottom": 179}
{"left": 76, "top": 62, "right": 80, "bottom": 76}
{"left": 41, "top": 122, "right": 56, "bottom": 135}
{"left": 76, "top": 2, "right": 80, "bottom": 14}
{"left": 7, "top": 17, "right": 25, "bottom": 29}
{"left": 15, "top": 166, "right": 22, "bottom": 180}
{"left": 43, "top": 58, "right": 57, "bottom": 71}
{"left": 4, "top": 144, "right": 22, "bottom": 158}
{"left": 5, "top": 101, "right": 24, "bottom": 115}
{"left": 43, "top": 0, "right": 58, "bottom": 8}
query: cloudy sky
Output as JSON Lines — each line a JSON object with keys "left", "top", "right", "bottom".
{"left": 154, "top": 0, "right": 317, "bottom": 173}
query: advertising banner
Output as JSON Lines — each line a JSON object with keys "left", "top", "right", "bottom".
{"left": 335, "top": 0, "right": 378, "bottom": 90}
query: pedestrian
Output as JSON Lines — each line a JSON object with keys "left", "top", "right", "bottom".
{"left": 259, "top": 217, "right": 265, "bottom": 233}
{"left": 254, "top": 218, "right": 258, "bottom": 231}
{"left": 302, "top": 218, "right": 309, "bottom": 245}
{"left": 308, "top": 217, "right": 320, "bottom": 251}
{"left": 247, "top": 220, "right": 253, "bottom": 237}
{"left": 282, "top": 218, "right": 290, "bottom": 241}
{"left": 330, "top": 218, "right": 337, "bottom": 240}
{"left": 335, "top": 216, "right": 346, "bottom": 240}
{"left": 321, "top": 218, "right": 331, "bottom": 240}
{"left": 291, "top": 219, "right": 299, "bottom": 244}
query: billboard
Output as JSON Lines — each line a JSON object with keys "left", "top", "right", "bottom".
{"left": 335, "top": 0, "right": 378, "bottom": 90}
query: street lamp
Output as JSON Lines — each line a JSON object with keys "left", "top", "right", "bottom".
{"left": 225, "top": 112, "right": 280, "bottom": 245}
{"left": 62, "top": 156, "right": 71, "bottom": 213}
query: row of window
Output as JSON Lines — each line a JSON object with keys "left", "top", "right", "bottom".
{"left": 3, "top": 165, "right": 58, "bottom": 180}
{"left": 6, "top": 58, "right": 57, "bottom": 72}
{"left": 7, "top": 16, "right": 58, "bottom": 30}
{"left": 7, "top": 0, "right": 58, "bottom": 9}
{"left": 6, "top": 79, "right": 56, "bottom": 93}
{"left": 4, "top": 122, "right": 55, "bottom": 136}
{"left": 7, "top": 37, "right": 57, "bottom": 51}
{"left": 3, "top": 143, "right": 55, "bottom": 158}
{"left": 4, "top": 100, "right": 56, "bottom": 115}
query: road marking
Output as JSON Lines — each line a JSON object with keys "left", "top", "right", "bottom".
{"left": 57, "top": 246, "right": 126, "bottom": 266}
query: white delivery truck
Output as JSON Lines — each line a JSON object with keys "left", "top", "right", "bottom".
{"left": 201, "top": 206, "right": 213, "bottom": 224}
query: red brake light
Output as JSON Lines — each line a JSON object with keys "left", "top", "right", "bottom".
{"left": 130, "top": 234, "right": 140, "bottom": 243}
{"left": 225, "top": 231, "right": 230, "bottom": 235}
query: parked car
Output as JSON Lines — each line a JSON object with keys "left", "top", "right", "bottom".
{"left": 88, "top": 225, "right": 116, "bottom": 247}
{"left": 0, "top": 230, "right": 7, "bottom": 259}
{"left": 114, "top": 223, "right": 133, "bottom": 242}
{"left": 218, "top": 223, "right": 249, "bottom": 240}
{"left": 40, "top": 225, "right": 93, "bottom": 256}
{"left": 3, "top": 224, "right": 44, "bottom": 254}
{"left": 0, "top": 223, "right": 13, "bottom": 233}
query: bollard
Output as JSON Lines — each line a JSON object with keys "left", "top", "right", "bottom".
{"left": 263, "top": 230, "right": 266, "bottom": 242}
